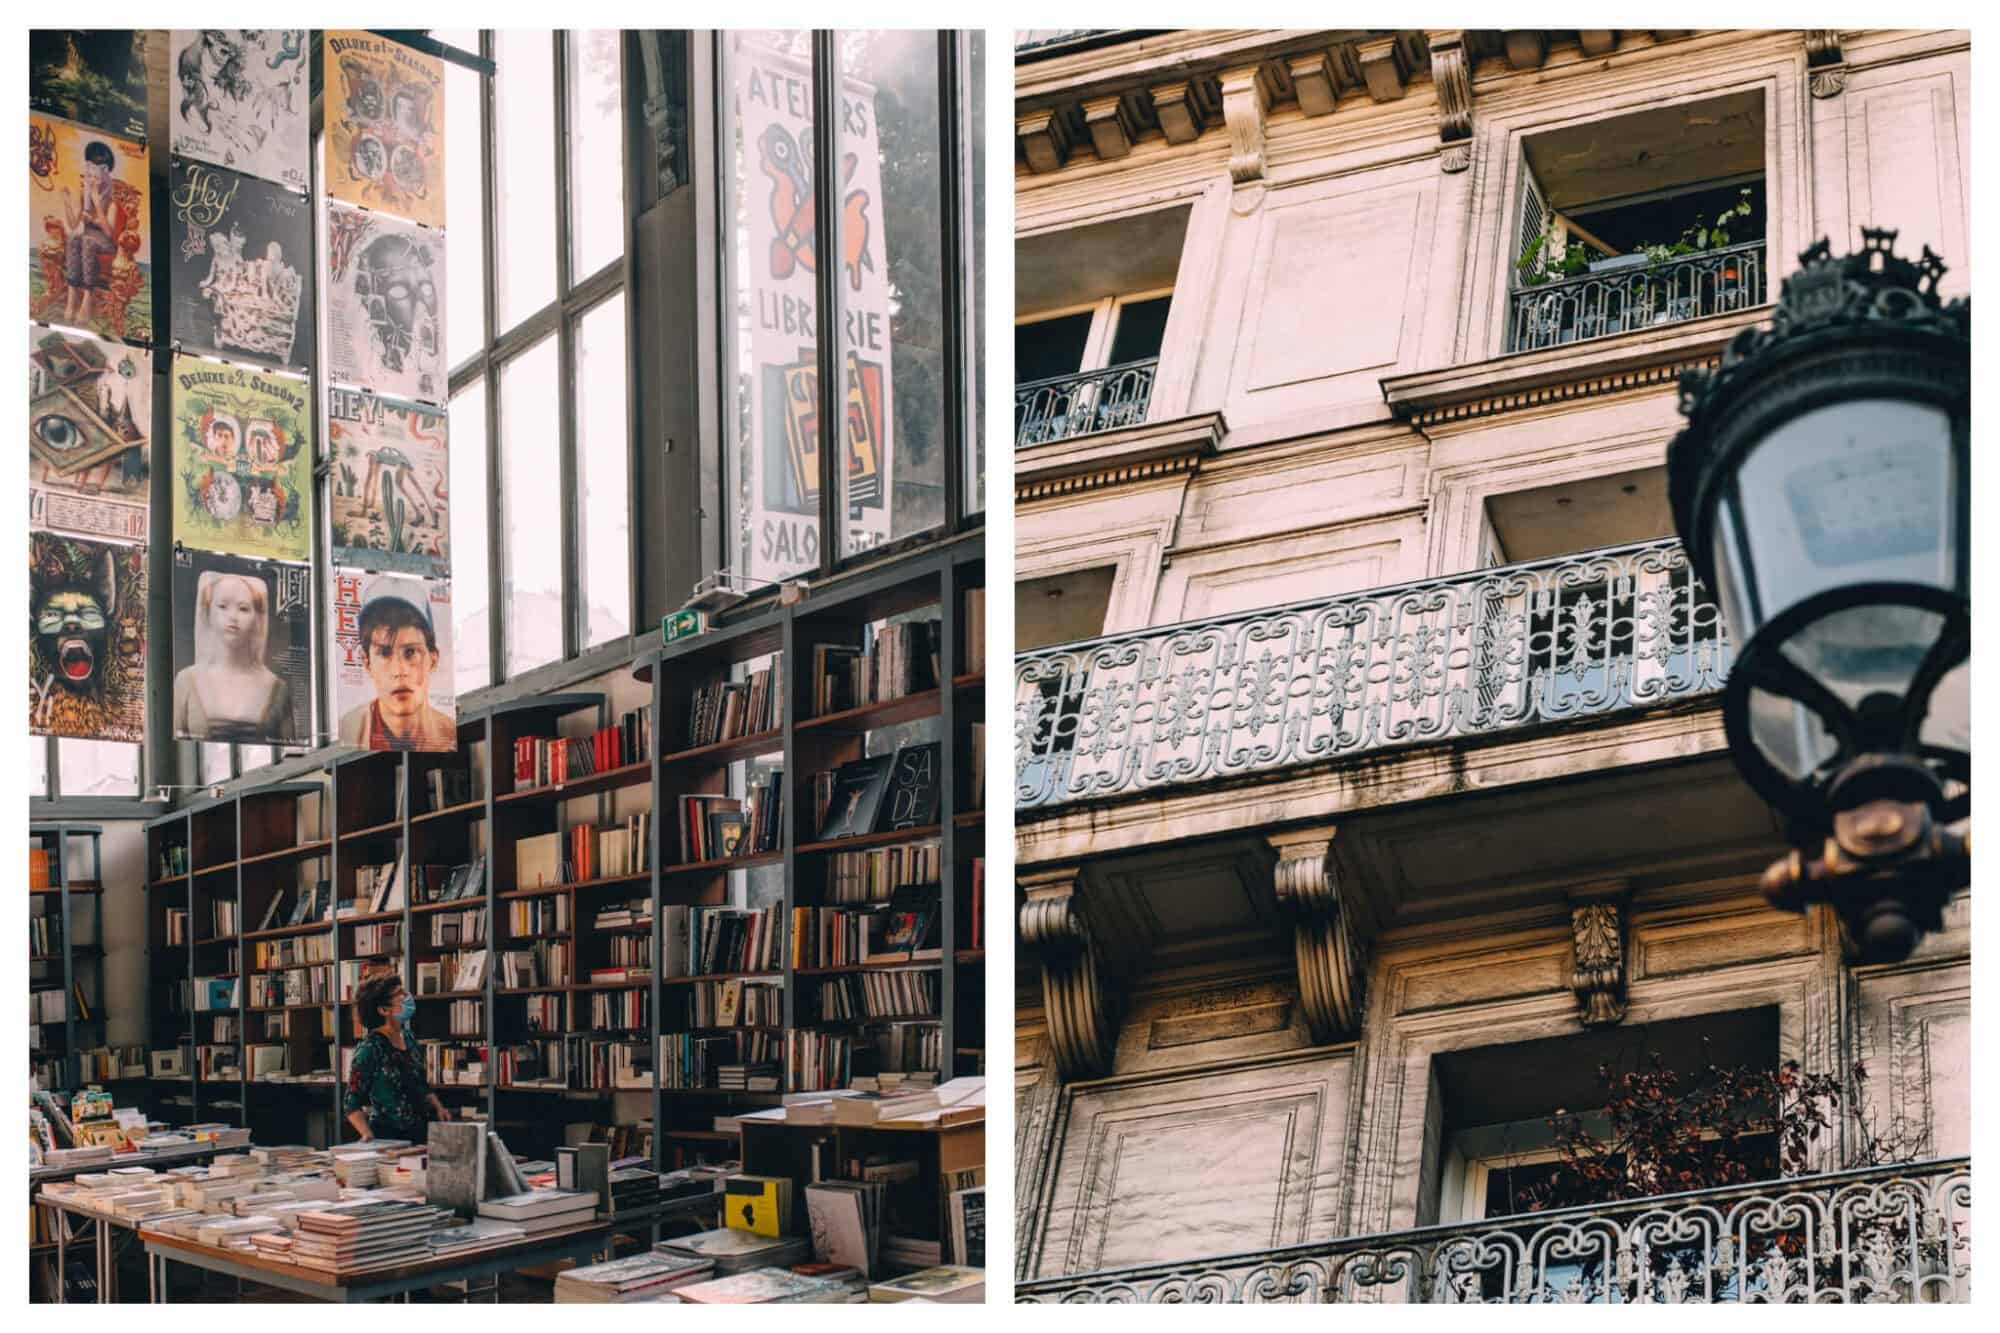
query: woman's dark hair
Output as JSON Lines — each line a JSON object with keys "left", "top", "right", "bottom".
{"left": 84, "top": 140, "right": 114, "bottom": 169}
{"left": 355, "top": 972, "right": 404, "bottom": 1029}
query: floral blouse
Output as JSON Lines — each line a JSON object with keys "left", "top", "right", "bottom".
{"left": 343, "top": 1029, "right": 432, "bottom": 1138}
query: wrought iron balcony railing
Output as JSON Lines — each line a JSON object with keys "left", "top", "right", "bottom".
{"left": 1016, "top": 537, "right": 1730, "bottom": 811}
{"left": 1508, "top": 241, "right": 1768, "bottom": 353}
{"left": 1016, "top": 359, "right": 1158, "bottom": 447}
{"left": 1017, "top": 1157, "right": 1971, "bottom": 1303}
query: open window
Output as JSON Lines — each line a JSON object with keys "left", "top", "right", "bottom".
{"left": 1510, "top": 91, "right": 1769, "bottom": 351}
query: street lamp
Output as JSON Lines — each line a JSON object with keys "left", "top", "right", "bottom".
{"left": 1668, "top": 228, "right": 1969, "bottom": 964}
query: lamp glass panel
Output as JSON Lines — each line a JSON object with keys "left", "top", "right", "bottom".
{"left": 1746, "top": 684, "right": 1839, "bottom": 780}
{"left": 1920, "top": 658, "right": 1969, "bottom": 754}
{"left": 1778, "top": 604, "right": 1944, "bottom": 714}
{"left": 1731, "top": 399, "right": 1955, "bottom": 622}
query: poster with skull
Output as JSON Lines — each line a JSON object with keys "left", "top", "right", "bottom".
{"left": 323, "top": 30, "right": 444, "bottom": 229}
{"left": 29, "top": 532, "right": 146, "bottom": 743}
{"left": 167, "top": 158, "right": 313, "bottom": 373}
{"left": 169, "top": 547, "right": 312, "bottom": 745}
{"left": 169, "top": 354, "right": 313, "bottom": 563}
{"left": 325, "top": 202, "right": 446, "bottom": 405}
{"left": 327, "top": 386, "right": 450, "bottom": 578}
{"left": 168, "top": 30, "right": 310, "bottom": 193}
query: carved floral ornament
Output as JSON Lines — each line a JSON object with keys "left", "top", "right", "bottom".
{"left": 1568, "top": 891, "right": 1627, "bottom": 1027}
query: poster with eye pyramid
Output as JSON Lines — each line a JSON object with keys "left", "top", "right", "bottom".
{"left": 170, "top": 354, "right": 313, "bottom": 562}
{"left": 331, "top": 567, "right": 456, "bottom": 752}
{"left": 325, "top": 202, "right": 447, "bottom": 405}
{"left": 29, "top": 532, "right": 147, "bottom": 743}
{"left": 323, "top": 31, "right": 445, "bottom": 229}
{"left": 167, "top": 158, "right": 314, "bottom": 372}
{"left": 168, "top": 30, "right": 311, "bottom": 193}
{"left": 28, "top": 325, "right": 151, "bottom": 544}
{"left": 327, "top": 387, "right": 450, "bottom": 577}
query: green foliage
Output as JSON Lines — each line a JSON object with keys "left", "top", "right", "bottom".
{"left": 1644, "top": 187, "right": 1756, "bottom": 266}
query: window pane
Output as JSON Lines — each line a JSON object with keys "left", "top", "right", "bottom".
{"left": 499, "top": 336, "right": 564, "bottom": 676}
{"left": 495, "top": 29, "right": 556, "bottom": 330}
{"left": 576, "top": 293, "right": 630, "bottom": 648}
{"left": 450, "top": 381, "right": 492, "bottom": 694}
{"left": 58, "top": 739, "right": 140, "bottom": 797}
{"left": 968, "top": 29, "right": 985, "bottom": 516}
{"left": 568, "top": 30, "right": 625, "bottom": 279}
{"left": 200, "top": 743, "right": 232, "bottom": 784}
{"left": 441, "top": 30, "right": 488, "bottom": 370}
{"left": 30, "top": 739, "right": 47, "bottom": 798}
{"left": 722, "top": 31, "right": 817, "bottom": 586}
{"left": 838, "top": 29, "right": 945, "bottom": 558}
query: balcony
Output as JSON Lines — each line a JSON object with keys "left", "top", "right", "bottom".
{"left": 1016, "top": 537, "right": 1731, "bottom": 812}
{"left": 1015, "top": 359, "right": 1158, "bottom": 448}
{"left": 1017, "top": 1157, "right": 1972, "bottom": 1303}
{"left": 1509, "top": 241, "right": 1768, "bottom": 354}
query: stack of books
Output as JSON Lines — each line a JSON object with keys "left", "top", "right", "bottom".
{"left": 475, "top": 1187, "right": 597, "bottom": 1235}
{"left": 805, "top": 1179, "right": 886, "bottom": 1275}
{"left": 289, "top": 1199, "right": 453, "bottom": 1271}
{"left": 716, "top": 1061, "right": 780, "bottom": 1091}
{"left": 555, "top": 1252, "right": 716, "bottom": 1303}
{"left": 811, "top": 619, "right": 940, "bottom": 715}
{"left": 686, "top": 658, "right": 781, "bottom": 748}
{"left": 868, "top": 1266, "right": 985, "bottom": 1303}
{"left": 657, "top": 1228, "right": 813, "bottom": 1275}
{"left": 672, "top": 1269, "right": 854, "bottom": 1304}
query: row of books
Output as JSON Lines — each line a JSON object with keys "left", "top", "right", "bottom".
{"left": 446, "top": 998, "right": 483, "bottom": 1037}
{"left": 827, "top": 840, "right": 940, "bottom": 905}
{"left": 421, "top": 1040, "right": 485, "bottom": 1086}
{"left": 598, "top": 934, "right": 652, "bottom": 977}
{"left": 248, "top": 966, "right": 332, "bottom": 1008}
{"left": 353, "top": 922, "right": 401, "bottom": 958}
{"left": 413, "top": 764, "right": 478, "bottom": 814}
{"left": 353, "top": 859, "right": 408, "bottom": 915}
{"left": 514, "top": 816, "right": 651, "bottom": 889}
{"left": 659, "top": 1031, "right": 781, "bottom": 1089}
{"left": 964, "top": 586, "right": 986, "bottom": 675}
{"left": 671, "top": 795, "right": 753, "bottom": 865}
{"left": 30, "top": 986, "right": 75, "bottom": 1023}
{"left": 166, "top": 908, "right": 188, "bottom": 946}
{"left": 431, "top": 906, "right": 487, "bottom": 947}
{"left": 508, "top": 895, "right": 569, "bottom": 937}
{"left": 688, "top": 905, "right": 784, "bottom": 976}
{"left": 675, "top": 978, "right": 783, "bottom": 1029}
{"left": 686, "top": 656, "right": 782, "bottom": 749}
{"left": 593, "top": 898, "right": 649, "bottom": 931}
{"left": 872, "top": 1024, "right": 945, "bottom": 1075}
{"left": 212, "top": 900, "right": 239, "bottom": 936}
{"left": 251, "top": 935, "right": 333, "bottom": 969}
{"left": 416, "top": 859, "right": 487, "bottom": 906}
{"left": 416, "top": 949, "right": 488, "bottom": 994}
{"left": 590, "top": 988, "right": 649, "bottom": 1031}
{"left": 789, "top": 905, "right": 919, "bottom": 969}
{"left": 785, "top": 1030, "right": 854, "bottom": 1092}
{"left": 812, "top": 971, "right": 940, "bottom": 1023}
{"left": 497, "top": 941, "right": 569, "bottom": 989}
{"left": 717, "top": 1061, "right": 779, "bottom": 1091}
{"left": 520, "top": 992, "right": 570, "bottom": 1033}
{"left": 811, "top": 744, "right": 941, "bottom": 842}
{"left": 514, "top": 704, "right": 654, "bottom": 791}
{"left": 811, "top": 618, "right": 941, "bottom": 715}
{"left": 28, "top": 915, "right": 62, "bottom": 955}
{"left": 154, "top": 844, "right": 190, "bottom": 879}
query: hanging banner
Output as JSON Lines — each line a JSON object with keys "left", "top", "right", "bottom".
{"left": 167, "top": 158, "right": 313, "bottom": 372}
{"left": 324, "top": 202, "right": 446, "bottom": 405}
{"left": 29, "top": 532, "right": 146, "bottom": 743}
{"left": 29, "top": 31, "right": 149, "bottom": 141}
{"left": 323, "top": 30, "right": 445, "bottom": 229}
{"left": 735, "top": 41, "right": 894, "bottom": 583}
{"left": 169, "top": 354, "right": 312, "bottom": 563}
{"left": 29, "top": 112, "right": 152, "bottom": 345}
{"left": 331, "top": 568, "right": 456, "bottom": 752}
{"left": 169, "top": 548, "right": 312, "bottom": 745}
{"left": 28, "top": 325, "right": 151, "bottom": 543}
{"left": 327, "top": 387, "right": 450, "bottom": 578}
{"left": 167, "top": 30, "right": 310, "bottom": 193}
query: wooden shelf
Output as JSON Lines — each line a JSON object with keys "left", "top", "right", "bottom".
{"left": 796, "top": 688, "right": 941, "bottom": 735}
{"left": 414, "top": 990, "right": 485, "bottom": 1001}
{"left": 412, "top": 898, "right": 485, "bottom": 916}
{"left": 658, "top": 728, "right": 784, "bottom": 769}
{"left": 793, "top": 959, "right": 941, "bottom": 976}
{"left": 30, "top": 884, "right": 103, "bottom": 896}
{"left": 238, "top": 840, "right": 331, "bottom": 869}
{"left": 797, "top": 824, "right": 943, "bottom": 857}
{"left": 805, "top": 1012, "right": 943, "bottom": 1027}
{"left": 245, "top": 1003, "right": 333, "bottom": 1013}
{"left": 662, "top": 1129, "right": 738, "bottom": 1141}
{"left": 146, "top": 875, "right": 189, "bottom": 889}
{"left": 336, "top": 909, "right": 404, "bottom": 927}
{"left": 954, "top": 810, "right": 985, "bottom": 828}
{"left": 243, "top": 920, "right": 332, "bottom": 942}
{"left": 411, "top": 798, "right": 486, "bottom": 827}
{"left": 661, "top": 850, "right": 782, "bottom": 878}
{"left": 952, "top": 672, "right": 985, "bottom": 691}
{"left": 339, "top": 818, "right": 402, "bottom": 842}
{"left": 497, "top": 759, "right": 653, "bottom": 807}
{"left": 499, "top": 870, "right": 651, "bottom": 900}
{"left": 659, "top": 971, "right": 783, "bottom": 986}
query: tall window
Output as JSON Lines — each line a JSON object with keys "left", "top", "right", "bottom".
{"left": 719, "top": 30, "right": 983, "bottom": 588}
{"left": 446, "top": 29, "right": 631, "bottom": 687}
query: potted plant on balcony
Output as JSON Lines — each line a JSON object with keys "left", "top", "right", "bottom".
{"left": 1516, "top": 220, "right": 1594, "bottom": 287}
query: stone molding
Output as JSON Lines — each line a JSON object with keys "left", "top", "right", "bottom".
{"left": 1015, "top": 410, "right": 1225, "bottom": 502}
{"left": 1805, "top": 29, "right": 1847, "bottom": 97}
{"left": 1354, "top": 36, "right": 1411, "bottom": 101}
{"left": 1083, "top": 94, "right": 1138, "bottom": 161}
{"left": 1567, "top": 882, "right": 1630, "bottom": 1027}
{"left": 1149, "top": 80, "right": 1210, "bottom": 144}
{"left": 1428, "top": 30, "right": 1473, "bottom": 173}
{"left": 1267, "top": 828, "right": 1368, "bottom": 1042}
{"left": 1017, "top": 108, "right": 1071, "bottom": 174}
{"left": 1020, "top": 866, "right": 1118, "bottom": 1080}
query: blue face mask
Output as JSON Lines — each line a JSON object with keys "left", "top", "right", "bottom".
{"left": 396, "top": 995, "right": 417, "bottom": 1023}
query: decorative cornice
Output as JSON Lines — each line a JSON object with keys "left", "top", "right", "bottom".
{"left": 1354, "top": 36, "right": 1411, "bottom": 101}
{"left": 1017, "top": 108, "right": 1071, "bottom": 174}
{"left": 1017, "top": 453, "right": 1202, "bottom": 502}
{"left": 1019, "top": 867, "right": 1118, "bottom": 1080}
{"left": 1083, "top": 94, "right": 1138, "bottom": 161}
{"left": 1015, "top": 410, "right": 1226, "bottom": 503}
{"left": 1267, "top": 828, "right": 1368, "bottom": 1042}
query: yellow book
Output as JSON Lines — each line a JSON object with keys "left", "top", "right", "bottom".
{"left": 722, "top": 1174, "right": 786, "bottom": 1237}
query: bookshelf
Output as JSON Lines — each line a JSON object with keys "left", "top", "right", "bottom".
{"left": 29, "top": 824, "right": 107, "bottom": 1092}
{"left": 131, "top": 539, "right": 985, "bottom": 1186}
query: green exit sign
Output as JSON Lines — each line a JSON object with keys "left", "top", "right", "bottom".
{"left": 662, "top": 608, "right": 709, "bottom": 643}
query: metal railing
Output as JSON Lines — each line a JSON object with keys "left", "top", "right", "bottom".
{"left": 1508, "top": 241, "right": 1768, "bottom": 353}
{"left": 1017, "top": 1158, "right": 1972, "bottom": 1303}
{"left": 1015, "top": 359, "right": 1158, "bottom": 447}
{"left": 1016, "top": 537, "right": 1731, "bottom": 811}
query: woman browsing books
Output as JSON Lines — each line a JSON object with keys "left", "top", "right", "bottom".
{"left": 343, "top": 973, "right": 452, "bottom": 1143}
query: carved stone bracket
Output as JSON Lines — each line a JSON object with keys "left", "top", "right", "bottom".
{"left": 1017, "top": 108, "right": 1071, "bottom": 174}
{"left": 1429, "top": 30, "right": 1474, "bottom": 174}
{"left": 1267, "top": 829, "right": 1368, "bottom": 1043}
{"left": 1578, "top": 30, "right": 1621, "bottom": 57}
{"left": 1567, "top": 883, "right": 1628, "bottom": 1028}
{"left": 1218, "top": 65, "right": 1273, "bottom": 184}
{"left": 1502, "top": 30, "right": 1549, "bottom": 70}
{"left": 1083, "top": 94, "right": 1137, "bottom": 161}
{"left": 1805, "top": 30, "right": 1847, "bottom": 98}
{"left": 1355, "top": 37, "right": 1410, "bottom": 102}
{"left": 1020, "top": 867, "right": 1117, "bottom": 1081}
{"left": 1287, "top": 51, "right": 1339, "bottom": 118}
{"left": 1150, "top": 80, "right": 1210, "bottom": 145}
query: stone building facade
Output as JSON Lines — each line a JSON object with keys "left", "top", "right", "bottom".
{"left": 1011, "top": 29, "right": 1970, "bottom": 1302}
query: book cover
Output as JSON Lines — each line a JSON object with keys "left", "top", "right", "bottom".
{"left": 880, "top": 742, "right": 941, "bottom": 830}
{"left": 815, "top": 755, "right": 895, "bottom": 841}
{"left": 723, "top": 1174, "right": 784, "bottom": 1238}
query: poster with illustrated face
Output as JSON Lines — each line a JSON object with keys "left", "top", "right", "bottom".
{"left": 169, "top": 547, "right": 312, "bottom": 745}
{"left": 29, "top": 113, "right": 152, "bottom": 345}
{"left": 331, "top": 568, "right": 456, "bottom": 752}
{"left": 168, "top": 30, "right": 310, "bottom": 193}
{"left": 29, "top": 532, "right": 146, "bottom": 743}
{"left": 170, "top": 354, "right": 312, "bottom": 563}
{"left": 325, "top": 203, "right": 446, "bottom": 405}
{"left": 732, "top": 38, "right": 894, "bottom": 583}
{"left": 327, "top": 387, "right": 450, "bottom": 578}
{"left": 29, "top": 31, "right": 149, "bottom": 141}
{"left": 28, "top": 325, "right": 151, "bottom": 543}
{"left": 323, "top": 31, "right": 444, "bottom": 229}
{"left": 168, "top": 159, "right": 313, "bottom": 372}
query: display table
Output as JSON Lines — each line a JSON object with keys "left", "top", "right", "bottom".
{"left": 138, "top": 1221, "right": 613, "bottom": 1304}
{"left": 32, "top": 1142, "right": 247, "bottom": 1303}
